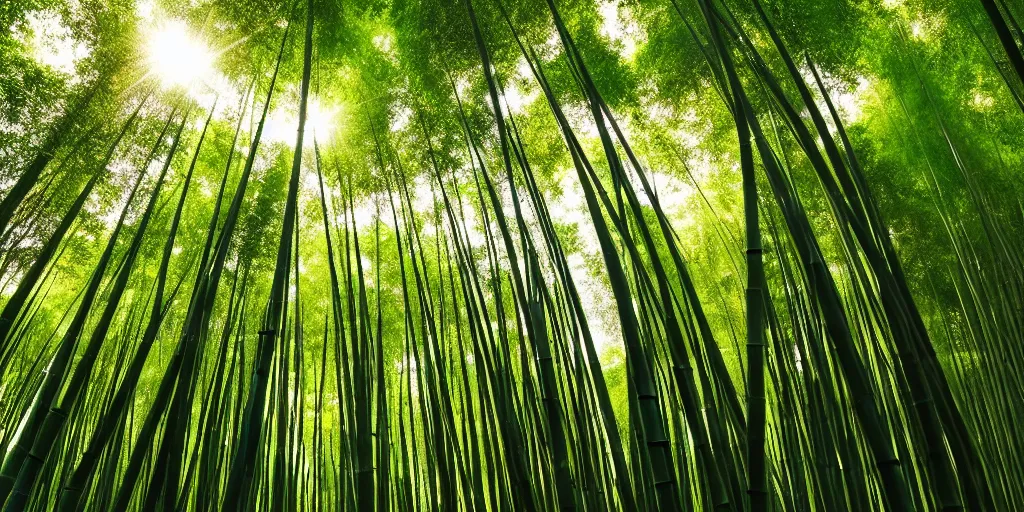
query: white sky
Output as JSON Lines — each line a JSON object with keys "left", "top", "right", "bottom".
{"left": 598, "top": 1, "right": 642, "bottom": 62}
{"left": 16, "top": 10, "right": 91, "bottom": 80}
{"left": 263, "top": 96, "right": 341, "bottom": 145}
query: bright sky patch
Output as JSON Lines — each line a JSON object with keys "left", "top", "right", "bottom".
{"left": 147, "top": 20, "right": 215, "bottom": 90}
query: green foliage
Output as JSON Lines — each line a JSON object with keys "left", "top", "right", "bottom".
{"left": 0, "top": 0, "right": 1022, "bottom": 510}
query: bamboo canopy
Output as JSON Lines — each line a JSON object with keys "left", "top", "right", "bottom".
{"left": 0, "top": 0, "right": 1022, "bottom": 510}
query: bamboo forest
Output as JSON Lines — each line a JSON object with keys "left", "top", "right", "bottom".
{"left": 2, "top": 0, "right": 1024, "bottom": 509}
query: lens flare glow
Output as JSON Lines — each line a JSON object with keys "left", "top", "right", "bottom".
{"left": 307, "top": 100, "right": 340, "bottom": 142}
{"left": 147, "top": 20, "right": 214, "bottom": 89}
{"left": 264, "top": 99, "right": 341, "bottom": 145}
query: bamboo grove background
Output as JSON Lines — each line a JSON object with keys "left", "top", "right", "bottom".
{"left": 0, "top": 0, "right": 1022, "bottom": 509}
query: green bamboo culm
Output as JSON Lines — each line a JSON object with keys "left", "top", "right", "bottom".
{"left": 221, "top": 0, "right": 314, "bottom": 507}
{"left": 694, "top": 3, "right": 768, "bottom": 510}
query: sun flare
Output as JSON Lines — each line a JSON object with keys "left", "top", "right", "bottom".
{"left": 307, "top": 100, "right": 340, "bottom": 142}
{"left": 147, "top": 20, "right": 214, "bottom": 89}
